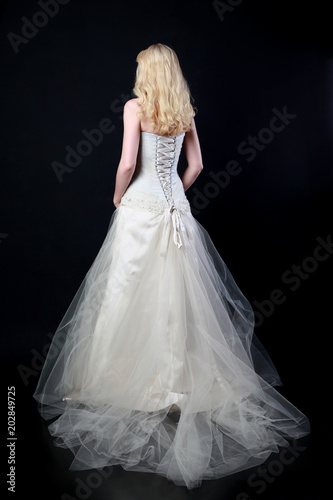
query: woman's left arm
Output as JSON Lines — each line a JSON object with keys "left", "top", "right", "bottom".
{"left": 113, "top": 99, "right": 141, "bottom": 208}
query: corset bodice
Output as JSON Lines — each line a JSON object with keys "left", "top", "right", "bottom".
{"left": 120, "top": 131, "right": 190, "bottom": 248}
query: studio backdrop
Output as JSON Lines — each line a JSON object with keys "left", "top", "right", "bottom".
{"left": 0, "top": 0, "right": 332, "bottom": 467}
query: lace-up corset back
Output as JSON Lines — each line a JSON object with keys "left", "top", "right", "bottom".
{"left": 120, "top": 132, "right": 189, "bottom": 214}
{"left": 155, "top": 134, "right": 180, "bottom": 207}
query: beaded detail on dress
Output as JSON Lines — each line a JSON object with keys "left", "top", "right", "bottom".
{"left": 120, "top": 195, "right": 190, "bottom": 215}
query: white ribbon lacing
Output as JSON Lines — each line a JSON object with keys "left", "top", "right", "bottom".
{"left": 156, "top": 136, "right": 185, "bottom": 249}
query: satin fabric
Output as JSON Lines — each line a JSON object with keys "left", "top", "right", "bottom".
{"left": 33, "top": 131, "right": 310, "bottom": 489}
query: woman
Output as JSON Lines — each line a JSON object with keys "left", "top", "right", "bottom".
{"left": 34, "top": 43, "right": 310, "bottom": 489}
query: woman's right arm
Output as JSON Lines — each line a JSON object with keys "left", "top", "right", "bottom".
{"left": 181, "top": 118, "right": 203, "bottom": 191}
{"left": 113, "top": 99, "right": 141, "bottom": 208}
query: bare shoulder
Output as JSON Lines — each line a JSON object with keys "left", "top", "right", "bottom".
{"left": 124, "top": 97, "right": 140, "bottom": 111}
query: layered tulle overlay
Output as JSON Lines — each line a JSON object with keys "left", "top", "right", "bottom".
{"left": 33, "top": 132, "right": 310, "bottom": 489}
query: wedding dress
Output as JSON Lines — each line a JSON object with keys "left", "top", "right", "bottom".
{"left": 33, "top": 131, "right": 310, "bottom": 489}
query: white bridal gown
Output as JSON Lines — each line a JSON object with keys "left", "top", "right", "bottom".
{"left": 33, "top": 131, "right": 310, "bottom": 489}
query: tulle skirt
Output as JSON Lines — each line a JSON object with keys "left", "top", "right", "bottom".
{"left": 33, "top": 205, "right": 310, "bottom": 489}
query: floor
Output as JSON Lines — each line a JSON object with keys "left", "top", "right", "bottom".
{"left": 4, "top": 358, "right": 326, "bottom": 500}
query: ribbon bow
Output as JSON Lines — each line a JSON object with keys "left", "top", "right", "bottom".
{"left": 169, "top": 204, "right": 185, "bottom": 249}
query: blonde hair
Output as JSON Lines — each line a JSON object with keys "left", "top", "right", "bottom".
{"left": 133, "top": 43, "right": 196, "bottom": 136}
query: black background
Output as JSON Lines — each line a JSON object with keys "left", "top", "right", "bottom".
{"left": 0, "top": 0, "right": 332, "bottom": 499}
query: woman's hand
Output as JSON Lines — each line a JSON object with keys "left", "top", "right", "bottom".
{"left": 113, "top": 198, "right": 121, "bottom": 209}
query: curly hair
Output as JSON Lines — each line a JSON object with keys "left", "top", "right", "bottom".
{"left": 133, "top": 43, "right": 196, "bottom": 136}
